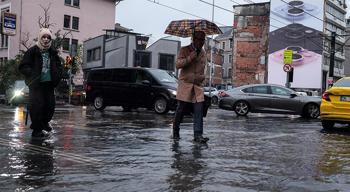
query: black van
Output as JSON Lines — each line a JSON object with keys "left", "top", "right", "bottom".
{"left": 85, "top": 67, "right": 178, "bottom": 114}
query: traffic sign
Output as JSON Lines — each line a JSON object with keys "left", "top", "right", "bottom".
{"left": 283, "top": 50, "right": 293, "bottom": 64}
{"left": 283, "top": 64, "right": 292, "bottom": 72}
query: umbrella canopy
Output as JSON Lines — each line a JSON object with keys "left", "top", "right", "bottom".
{"left": 164, "top": 19, "right": 223, "bottom": 38}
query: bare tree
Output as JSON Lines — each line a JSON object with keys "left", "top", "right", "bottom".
{"left": 20, "top": 32, "right": 33, "bottom": 52}
{"left": 38, "top": 3, "right": 55, "bottom": 28}
{"left": 20, "top": 3, "right": 72, "bottom": 51}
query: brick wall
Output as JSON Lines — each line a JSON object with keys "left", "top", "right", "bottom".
{"left": 232, "top": 3, "right": 270, "bottom": 87}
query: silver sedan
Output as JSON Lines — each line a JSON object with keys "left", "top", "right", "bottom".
{"left": 218, "top": 84, "right": 321, "bottom": 118}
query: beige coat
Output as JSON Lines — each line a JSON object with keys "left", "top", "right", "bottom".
{"left": 176, "top": 45, "right": 206, "bottom": 103}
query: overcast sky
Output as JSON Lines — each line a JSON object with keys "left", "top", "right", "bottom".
{"left": 116, "top": 0, "right": 350, "bottom": 45}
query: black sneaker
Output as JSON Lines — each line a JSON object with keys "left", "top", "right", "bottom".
{"left": 31, "top": 130, "right": 50, "bottom": 138}
{"left": 43, "top": 124, "right": 53, "bottom": 132}
{"left": 194, "top": 136, "right": 209, "bottom": 143}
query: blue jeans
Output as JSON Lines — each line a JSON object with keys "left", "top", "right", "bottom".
{"left": 173, "top": 101, "right": 204, "bottom": 137}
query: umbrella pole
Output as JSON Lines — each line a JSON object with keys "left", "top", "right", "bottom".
{"left": 208, "top": 0, "right": 215, "bottom": 96}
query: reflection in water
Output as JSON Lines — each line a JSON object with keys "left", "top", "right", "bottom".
{"left": 13, "top": 106, "right": 27, "bottom": 133}
{"left": 167, "top": 142, "right": 207, "bottom": 191}
{"left": 317, "top": 130, "right": 350, "bottom": 178}
{"left": 18, "top": 138, "right": 56, "bottom": 190}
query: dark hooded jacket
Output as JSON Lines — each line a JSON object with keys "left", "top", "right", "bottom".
{"left": 19, "top": 45, "right": 62, "bottom": 88}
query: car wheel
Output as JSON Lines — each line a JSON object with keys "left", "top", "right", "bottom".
{"left": 234, "top": 100, "right": 249, "bottom": 116}
{"left": 303, "top": 103, "right": 320, "bottom": 119}
{"left": 154, "top": 97, "right": 169, "bottom": 114}
{"left": 322, "top": 120, "right": 335, "bottom": 130}
{"left": 211, "top": 96, "right": 218, "bottom": 105}
{"left": 94, "top": 95, "right": 106, "bottom": 111}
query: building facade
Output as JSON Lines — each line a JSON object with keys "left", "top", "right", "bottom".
{"left": 215, "top": 26, "right": 233, "bottom": 86}
{"left": 323, "top": 0, "right": 347, "bottom": 88}
{"left": 204, "top": 37, "right": 224, "bottom": 87}
{"left": 345, "top": 18, "right": 350, "bottom": 77}
{"left": 0, "top": 0, "right": 115, "bottom": 63}
{"left": 82, "top": 29, "right": 181, "bottom": 72}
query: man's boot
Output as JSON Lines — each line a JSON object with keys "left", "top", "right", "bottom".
{"left": 173, "top": 128, "right": 180, "bottom": 140}
{"left": 194, "top": 135, "right": 209, "bottom": 143}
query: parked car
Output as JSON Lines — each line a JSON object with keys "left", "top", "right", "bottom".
{"left": 5, "top": 80, "right": 29, "bottom": 106}
{"left": 85, "top": 67, "right": 178, "bottom": 114}
{"left": 320, "top": 77, "right": 350, "bottom": 129}
{"left": 203, "top": 87, "right": 220, "bottom": 104}
{"left": 218, "top": 84, "right": 320, "bottom": 118}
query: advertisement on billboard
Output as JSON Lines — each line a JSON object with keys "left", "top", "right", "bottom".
{"left": 268, "top": 0, "right": 324, "bottom": 89}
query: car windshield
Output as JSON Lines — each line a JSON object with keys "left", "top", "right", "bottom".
{"left": 148, "top": 69, "right": 177, "bottom": 83}
{"left": 333, "top": 78, "right": 350, "bottom": 87}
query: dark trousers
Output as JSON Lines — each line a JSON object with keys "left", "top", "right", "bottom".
{"left": 28, "top": 82, "right": 55, "bottom": 132}
{"left": 173, "top": 100, "right": 204, "bottom": 137}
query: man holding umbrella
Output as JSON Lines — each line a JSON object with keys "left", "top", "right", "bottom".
{"left": 165, "top": 19, "right": 222, "bottom": 143}
{"left": 172, "top": 30, "right": 209, "bottom": 143}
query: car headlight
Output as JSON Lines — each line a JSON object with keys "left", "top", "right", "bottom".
{"left": 168, "top": 89, "right": 177, "bottom": 96}
{"left": 14, "top": 90, "right": 23, "bottom": 97}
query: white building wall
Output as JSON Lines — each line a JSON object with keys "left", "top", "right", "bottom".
{"left": 147, "top": 39, "right": 180, "bottom": 69}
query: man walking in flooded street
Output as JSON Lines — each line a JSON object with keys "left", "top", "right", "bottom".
{"left": 172, "top": 30, "right": 209, "bottom": 143}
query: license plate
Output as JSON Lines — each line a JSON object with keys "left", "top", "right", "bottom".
{"left": 340, "top": 96, "right": 350, "bottom": 102}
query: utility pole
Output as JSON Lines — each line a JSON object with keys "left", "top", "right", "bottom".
{"left": 328, "top": 31, "right": 336, "bottom": 87}
{"left": 208, "top": 0, "right": 214, "bottom": 96}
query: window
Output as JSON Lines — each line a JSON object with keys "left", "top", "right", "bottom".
{"left": 326, "top": 4, "right": 345, "bottom": 21}
{"left": 222, "top": 69, "right": 225, "bottom": 78}
{"left": 134, "top": 51, "right": 151, "bottom": 67}
{"left": 229, "top": 39, "right": 233, "bottom": 48}
{"left": 229, "top": 55, "right": 232, "bottom": 64}
{"left": 228, "top": 68, "right": 232, "bottom": 78}
{"left": 87, "top": 47, "right": 101, "bottom": 62}
{"left": 64, "top": 15, "right": 79, "bottom": 30}
{"left": 222, "top": 42, "right": 225, "bottom": 49}
{"left": 64, "top": 15, "right": 71, "bottom": 28}
{"left": 271, "top": 86, "right": 291, "bottom": 96}
{"left": 72, "top": 17, "right": 79, "bottom": 30}
{"left": 62, "top": 38, "right": 70, "bottom": 51}
{"left": 243, "top": 86, "right": 268, "bottom": 94}
{"left": 0, "top": 57, "right": 7, "bottom": 66}
{"left": 1, "top": 7, "right": 9, "bottom": 48}
{"left": 252, "top": 86, "right": 268, "bottom": 94}
{"left": 112, "top": 69, "right": 136, "bottom": 83}
{"left": 65, "top": 0, "right": 80, "bottom": 7}
{"left": 90, "top": 70, "right": 105, "bottom": 81}
{"left": 71, "top": 39, "right": 78, "bottom": 55}
{"left": 73, "top": 0, "right": 80, "bottom": 7}
{"left": 159, "top": 54, "right": 175, "bottom": 71}
{"left": 1, "top": 33, "right": 8, "bottom": 48}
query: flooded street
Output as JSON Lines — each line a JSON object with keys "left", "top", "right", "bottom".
{"left": 1, "top": 105, "right": 350, "bottom": 191}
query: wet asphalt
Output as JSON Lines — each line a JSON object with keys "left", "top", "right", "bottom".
{"left": 1, "top": 104, "right": 350, "bottom": 192}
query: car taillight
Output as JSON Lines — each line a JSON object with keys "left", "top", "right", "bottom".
{"left": 322, "top": 92, "right": 331, "bottom": 101}
{"left": 219, "top": 91, "right": 229, "bottom": 97}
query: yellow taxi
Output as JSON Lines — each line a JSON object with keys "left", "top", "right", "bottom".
{"left": 320, "top": 77, "right": 350, "bottom": 129}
